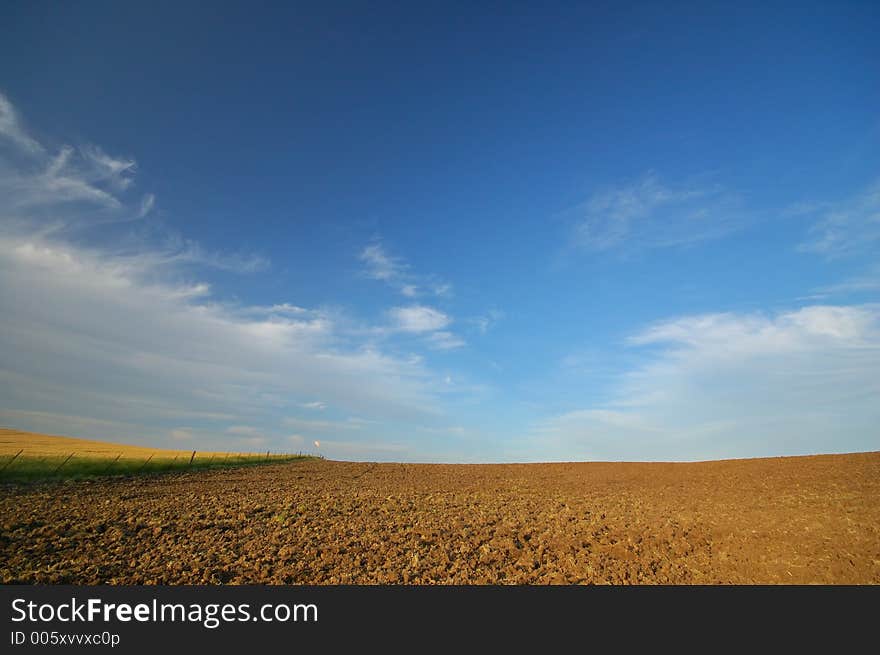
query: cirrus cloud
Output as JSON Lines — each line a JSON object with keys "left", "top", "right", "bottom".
{"left": 570, "top": 172, "right": 742, "bottom": 253}
{"left": 388, "top": 305, "right": 451, "bottom": 333}
{"left": 0, "top": 91, "right": 448, "bottom": 455}
{"left": 532, "top": 304, "right": 880, "bottom": 461}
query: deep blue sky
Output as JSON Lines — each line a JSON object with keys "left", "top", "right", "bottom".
{"left": 1, "top": 2, "right": 878, "bottom": 461}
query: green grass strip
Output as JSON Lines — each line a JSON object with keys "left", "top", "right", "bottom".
{"left": 0, "top": 452, "right": 317, "bottom": 484}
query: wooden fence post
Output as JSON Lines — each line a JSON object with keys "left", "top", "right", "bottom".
{"left": 189, "top": 450, "right": 196, "bottom": 466}
{"left": 103, "top": 453, "right": 122, "bottom": 475}
{"left": 137, "top": 454, "right": 154, "bottom": 472}
{"left": 0, "top": 449, "right": 23, "bottom": 473}
{"left": 53, "top": 452, "right": 75, "bottom": 475}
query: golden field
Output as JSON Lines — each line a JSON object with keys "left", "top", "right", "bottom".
{"left": 0, "top": 427, "right": 244, "bottom": 459}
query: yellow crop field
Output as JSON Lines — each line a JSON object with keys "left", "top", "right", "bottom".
{"left": 0, "top": 427, "right": 307, "bottom": 483}
{"left": 0, "top": 428, "right": 231, "bottom": 459}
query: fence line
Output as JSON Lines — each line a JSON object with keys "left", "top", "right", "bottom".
{"left": 52, "top": 452, "right": 75, "bottom": 474}
{"left": 102, "top": 453, "right": 123, "bottom": 475}
{"left": 136, "top": 454, "right": 154, "bottom": 472}
{"left": 0, "top": 448, "right": 311, "bottom": 481}
{"left": 0, "top": 449, "right": 23, "bottom": 473}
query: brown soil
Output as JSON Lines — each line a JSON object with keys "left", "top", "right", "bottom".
{"left": 2, "top": 453, "right": 879, "bottom": 584}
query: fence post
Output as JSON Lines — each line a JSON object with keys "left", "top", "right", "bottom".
{"left": 266, "top": 450, "right": 270, "bottom": 461}
{"left": 137, "top": 454, "right": 154, "bottom": 473}
{"left": 103, "top": 453, "right": 122, "bottom": 475}
{"left": 0, "top": 449, "right": 23, "bottom": 473}
{"left": 53, "top": 452, "right": 75, "bottom": 475}
{"left": 189, "top": 450, "right": 196, "bottom": 466}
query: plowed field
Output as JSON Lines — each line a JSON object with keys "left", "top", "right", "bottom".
{"left": 3, "top": 453, "right": 879, "bottom": 584}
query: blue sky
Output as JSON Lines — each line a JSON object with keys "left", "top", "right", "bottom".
{"left": 1, "top": 2, "right": 878, "bottom": 461}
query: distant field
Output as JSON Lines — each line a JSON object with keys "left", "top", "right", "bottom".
{"left": 0, "top": 428, "right": 307, "bottom": 482}
{"left": 0, "top": 428, "right": 234, "bottom": 458}
{"left": 1, "top": 438, "right": 878, "bottom": 584}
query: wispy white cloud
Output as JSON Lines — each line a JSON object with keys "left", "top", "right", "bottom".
{"left": 388, "top": 305, "right": 451, "bottom": 333}
{"left": 360, "top": 242, "right": 405, "bottom": 281}
{"left": 570, "top": 172, "right": 739, "bottom": 252}
{"left": 80, "top": 145, "right": 136, "bottom": 193}
{"left": 469, "top": 308, "right": 504, "bottom": 335}
{"left": 797, "top": 178, "right": 880, "bottom": 259}
{"left": 138, "top": 193, "right": 155, "bottom": 218}
{"left": 814, "top": 267, "right": 880, "bottom": 296}
{"left": 0, "top": 92, "right": 43, "bottom": 154}
{"left": 161, "top": 237, "right": 270, "bottom": 273}
{"left": 0, "top": 93, "right": 267, "bottom": 275}
{"left": 383, "top": 305, "right": 465, "bottom": 349}
{"left": 532, "top": 305, "right": 880, "bottom": 461}
{"left": 0, "top": 92, "right": 449, "bottom": 455}
{"left": 0, "top": 235, "right": 436, "bottom": 419}
{"left": 6, "top": 144, "right": 123, "bottom": 210}
{"left": 629, "top": 305, "right": 878, "bottom": 353}
{"left": 427, "top": 331, "right": 466, "bottom": 350}
{"left": 240, "top": 303, "right": 311, "bottom": 318}
{"left": 432, "top": 282, "right": 453, "bottom": 298}
{"left": 359, "top": 241, "right": 452, "bottom": 298}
